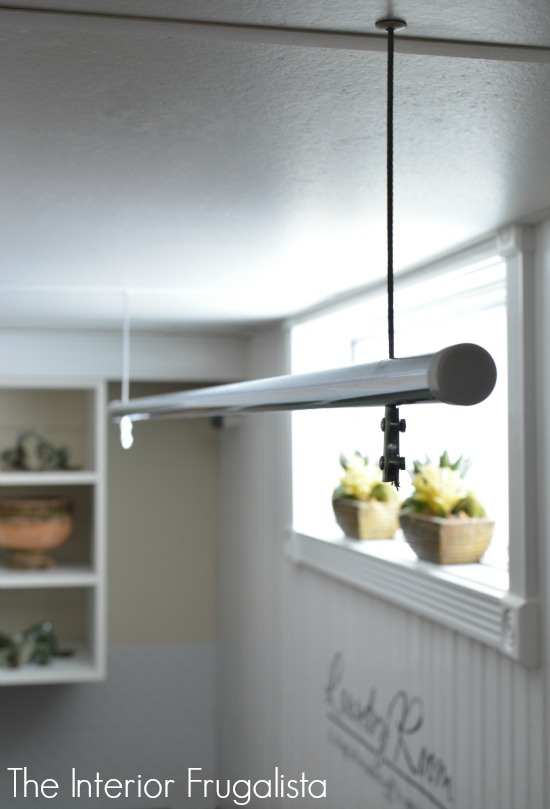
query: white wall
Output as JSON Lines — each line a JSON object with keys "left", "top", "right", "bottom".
{"left": 217, "top": 221, "right": 550, "bottom": 809}
{"left": 217, "top": 328, "right": 289, "bottom": 791}
{"left": 0, "top": 329, "right": 247, "bottom": 382}
{"left": 108, "top": 381, "right": 219, "bottom": 644}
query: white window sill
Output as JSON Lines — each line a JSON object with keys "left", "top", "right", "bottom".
{"left": 286, "top": 530, "right": 539, "bottom": 667}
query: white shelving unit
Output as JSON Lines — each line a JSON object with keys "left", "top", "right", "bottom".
{"left": 0, "top": 379, "right": 106, "bottom": 685}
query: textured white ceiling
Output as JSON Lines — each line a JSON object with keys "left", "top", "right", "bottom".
{"left": 0, "top": 0, "right": 549, "bottom": 330}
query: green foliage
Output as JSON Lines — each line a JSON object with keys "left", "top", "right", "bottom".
{"left": 370, "top": 482, "right": 399, "bottom": 503}
{"left": 453, "top": 494, "right": 486, "bottom": 518}
{"left": 439, "top": 449, "right": 471, "bottom": 477}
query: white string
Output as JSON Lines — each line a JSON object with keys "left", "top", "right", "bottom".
{"left": 121, "top": 291, "right": 131, "bottom": 404}
{"left": 120, "top": 291, "right": 134, "bottom": 449}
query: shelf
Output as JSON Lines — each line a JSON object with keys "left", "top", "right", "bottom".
{"left": 0, "top": 566, "right": 98, "bottom": 589}
{"left": 0, "top": 471, "right": 99, "bottom": 486}
{"left": 287, "top": 531, "right": 539, "bottom": 667}
{"left": 0, "top": 645, "right": 102, "bottom": 686}
{"left": 0, "top": 380, "right": 106, "bottom": 685}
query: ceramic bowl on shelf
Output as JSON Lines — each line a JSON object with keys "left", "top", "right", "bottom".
{"left": 0, "top": 497, "right": 74, "bottom": 569}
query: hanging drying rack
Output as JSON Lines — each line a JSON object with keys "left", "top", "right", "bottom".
{"left": 108, "top": 343, "right": 496, "bottom": 419}
{"left": 107, "top": 19, "right": 498, "bottom": 487}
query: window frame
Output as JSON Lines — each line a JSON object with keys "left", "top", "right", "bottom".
{"left": 286, "top": 225, "right": 539, "bottom": 668}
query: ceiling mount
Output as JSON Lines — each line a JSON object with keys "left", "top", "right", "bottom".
{"left": 375, "top": 19, "right": 407, "bottom": 32}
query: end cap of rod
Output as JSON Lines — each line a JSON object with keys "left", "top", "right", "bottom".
{"left": 427, "top": 343, "right": 497, "bottom": 406}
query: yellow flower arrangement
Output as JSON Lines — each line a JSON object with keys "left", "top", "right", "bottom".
{"left": 401, "top": 451, "right": 486, "bottom": 518}
{"left": 333, "top": 452, "right": 399, "bottom": 503}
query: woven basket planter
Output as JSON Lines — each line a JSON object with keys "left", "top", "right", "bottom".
{"left": 333, "top": 497, "right": 399, "bottom": 540}
{"left": 399, "top": 512, "right": 494, "bottom": 564}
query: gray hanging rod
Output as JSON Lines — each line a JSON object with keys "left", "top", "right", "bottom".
{"left": 1, "top": 5, "right": 549, "bottom": 64}
{"left": 108, "top": 343, "right": 497, "bottom": 422}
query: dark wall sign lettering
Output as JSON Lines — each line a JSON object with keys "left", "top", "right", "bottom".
{"left": 325, "top": 652, "right": 454, "bottom": 809}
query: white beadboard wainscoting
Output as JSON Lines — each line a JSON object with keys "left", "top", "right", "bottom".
{"left": 282, "top": 561, "right": 545, "bottom": 809}
{"left": 287, "top": 531, "right": 539, "bottom": 667}
{"left": 217, "top": 220, "right": 550, "bottom": 809}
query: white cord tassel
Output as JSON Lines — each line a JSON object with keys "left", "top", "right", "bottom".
{"left": 120, "top": 291, "right": 134, "bottom": 449}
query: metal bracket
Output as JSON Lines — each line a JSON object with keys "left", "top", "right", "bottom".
{"left": 379, "top": 404, "right": 406, "bottom": 488}
{"left": 375, "top": 18, "right": 407, "bottom": 32}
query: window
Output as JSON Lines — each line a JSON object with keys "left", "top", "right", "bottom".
{"left": 287, "top": 228, "right": 539, "bottom": 667}
{"left": 291, "top": 255, "right": 508, "bottom": 567}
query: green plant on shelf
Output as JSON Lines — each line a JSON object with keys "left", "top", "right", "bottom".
{"left": 1, "top": 428, "right": 73, "bottom": 472}
{"left": 0, "top": 622, "right": 73, "bottom": 668}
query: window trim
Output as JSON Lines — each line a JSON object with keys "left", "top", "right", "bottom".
{"left": 286, "top": 225, "right": 539, "bottom": 668}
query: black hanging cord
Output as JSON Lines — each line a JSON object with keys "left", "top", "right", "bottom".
{"left": 376, "top": 18, "right": 406, "bottom": 358}
{"left": 386, "top": 25, "right": 395, "bottom": 359}
{"left": 376, "top": 18, "right": 407, "bottom": 487}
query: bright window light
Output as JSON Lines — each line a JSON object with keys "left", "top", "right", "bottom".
{"left": 291, "top": 256, "right": 508, "bottom": 569}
